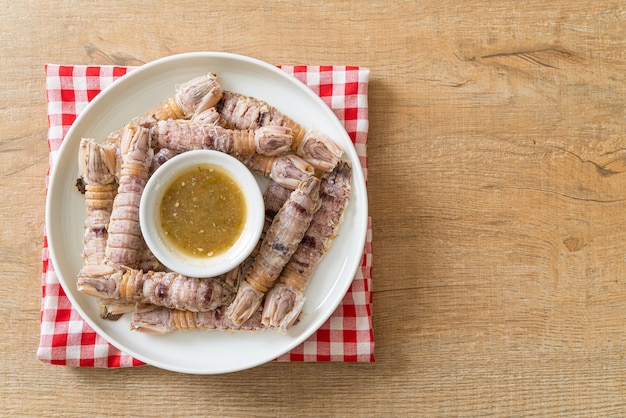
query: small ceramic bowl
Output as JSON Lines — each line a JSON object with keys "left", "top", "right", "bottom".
{"left": 140, "top": 149, "right": 264, "bottom": 278}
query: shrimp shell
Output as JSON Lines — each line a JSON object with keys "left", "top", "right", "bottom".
{"left": 216, "top": 90, "right": 307, "bottom": 145}
{"left": 241, "top": 154, "right": 314, "bottom": 190}
{"left": 216, "top": 91, "right": 344, "bottom": 172}
{"left": 130, "top": 306, "right": 265, "bottom": 335}
{"left": 104, "top": 124, "right": 153, "bottom": 268}
{"left": 77, "top": 264, "right": 235, "bottom": 312}
{"left": 248, "top": 177, "right": 322, "bottom": 292}
{"left": 154, "top": 120, "right": 293, "bottom": 157}
{"left": 226, "top": 176, "right": 322, "bottom": 325}
{"left": 281, "top": 161, "right": 352, "bottom": 290}
{"left": 262, "top": 180, "right": 292, "bottom": 235}
{"left": 146, "top": 72, "right": 223, "bottom": 120}
{"left": 262, "top": 161, "right": 352, "bottom": 331}
{"left": 78, "top": 139, "right": 118, "bottom": 266}
{"left": 149, "top": 147, "right": 179, "bottom": 174}
{"left": 78, "top": 138, "right": 127, "bottom": 320}
{"left": 295, "top": 130, "right": 344, "bottom": 173}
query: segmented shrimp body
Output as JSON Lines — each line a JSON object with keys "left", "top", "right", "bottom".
{"left": 226, "top": 177, "right": 322, "bottom": 325}
{"left": 216, "top": 91, "right": 307, "bottom": 144}
{"left": 104, "top": 124, "right": 154, "bottom": 267}
{"left": 191, "top": 107, "right": 224, "bottom": 125}
{"left": 130, "top": 306, "right": 264, "bottom": 335}
{"left": 216, "top": 91, "right": 344, "bottom": 172}
{"left": 295, "top": 130, "right": 344, "bottom": 173}
{"left": 154, "top": 119, "right": 293, "bottom": 157}
{"left": 77, "top": 264, "right": 236, "bottom": 312}
{"left": 242, "top": 154, "right": 314, "bottom": 190}
{"left": 78, "top": 138, "right": 126, "bottom": 320}
{"left": 146, "top": 72, "right": 223, "bottom": 120}
{"left": 149, "top": 147, "right": 178, "bottom": 174}
{"left": 78, "top": 139, "right": 118, "bottom": 265}
{"left": 262, "top": 180, "right": 292, "bottom": 235}
{"left": 262, "top": 161, "right": 352, "bottom": 331}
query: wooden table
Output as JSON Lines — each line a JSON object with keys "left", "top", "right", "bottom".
{"left": 2, "top": 1, "right": 625, "bottom": 416}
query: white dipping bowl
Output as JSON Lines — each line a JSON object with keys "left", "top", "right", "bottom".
{"left": 140, "top": 149, "right": 264, "bottom": 278}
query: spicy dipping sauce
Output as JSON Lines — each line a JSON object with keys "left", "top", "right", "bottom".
{"left": 160, "top": 164, "right": 246, "bottom": 257}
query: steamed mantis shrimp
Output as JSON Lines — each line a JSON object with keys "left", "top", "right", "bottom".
{"left": 73, "top": 70, "right": 354, "bottom": 337}
{"left": 226, "top": 176, "right": 322, "bottom": 326}
{"left": 77, "top": 264, "right": 236, "bottom": 312}
{"left": 262, "top": 161, "right": 352, "bottom": 331}
{"left": 78, "top": 139, "right": 117, "bottom": 266}
{"left": 216, "top": 91, "right": 344, "bottom": 172}
{"left": 80, "top": 124, "right": 162, "bottom": 316}
{"left": 130, "top": 306, "right": 264, "bottom": 335}
{"left": 78, "top": 138, "right": 122, "bottom": 319}
{"left": 262, "top": 180, "right": 292, "bottom": 234}
{"left": 150, "top": 147, "right": 178, "bottom": 174}
{"left": 103, "top": 124, "right": 154, "bottom": 268}
{"left": 146, "top": 72, "right": 223, "bottom": 121}
{"left": 153, "top": 120, "right": 293, "bottom": 157}
{"left": 216, "top": 90, "right": 307, "bottom": 143}
{"left": 241, "top": 153, "right": 315, "bottom": 190}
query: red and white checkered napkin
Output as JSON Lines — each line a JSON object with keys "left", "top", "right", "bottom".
{"left": 38, "top": 64, "right": 374, "bottom": 367}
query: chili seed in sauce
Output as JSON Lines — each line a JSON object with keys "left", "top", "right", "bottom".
{"left": 160, "top": 164, "right": 246, "bottom": 257}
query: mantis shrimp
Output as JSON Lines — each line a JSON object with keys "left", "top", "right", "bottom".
{"left": 216, "top": 91, "right": 306, "bottom": 143}
{"left": 149, "top": 147, "right": 178, "bottom": 174}
{"left": 73, "top": 71, "right": 355, "bottom": 337}
{"left": 216, "top": 91, "right": 344, "bottom": 172}
{"left": 78, "top": 138, "right": 122, "bottom": 319}
{"left": 262, "top": 180, "right": 292, "bottom": 234}
{"left": 78, "top": 125, "right": 164, "bottom": 316}
{"left": 191, "top": 107, "right": 224, "bottom": 125}
{"left": 130, "top": 306, "right": 264, "bottom": 335}
{"left": 153, "top": 120, "right": 293, "bottom": 157}
{"left": 146, "top": 72, "right": 223, "bottom": 120}
{"left": 241, "top": 153, "right": 315, "bottom": 190}
{"left": 294, "top": 130, "right": 344, "bottom": 173}
{"left": 226, "top": 176, "right": 322, "bottom": 326}
{"left": 104, "top": 124, "right": 153, "bottom": 268}
{"left": 77, "top": 264, "right": 236, "bottom": 312}
{"left": 262, "top": 161, "right": 352, "bottom": 332}
{"left": 78, "top": 139, "right": 117, "bottom": 266}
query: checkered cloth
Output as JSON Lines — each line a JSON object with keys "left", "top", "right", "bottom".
{"left": 38, "top": 63, "right": 374, "bottom": 367}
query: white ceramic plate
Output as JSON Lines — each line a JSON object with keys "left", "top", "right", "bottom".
{"left": 46, "top": 52, "right": 368, "bottom": 374}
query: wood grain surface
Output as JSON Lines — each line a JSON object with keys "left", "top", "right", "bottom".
{"left": 2, "top": 1, "right": 626, "bottom": 416}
